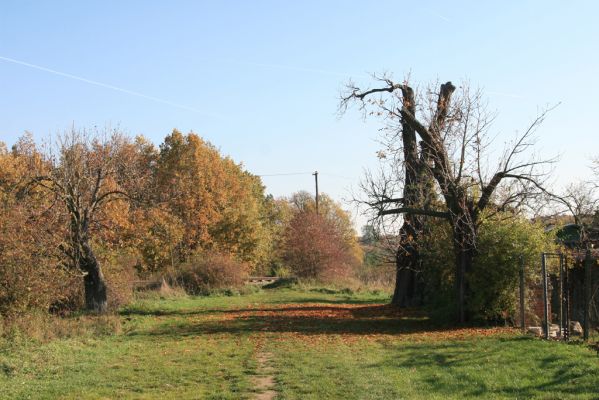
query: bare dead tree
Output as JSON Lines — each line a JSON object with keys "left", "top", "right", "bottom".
{"left": 342, "top": 75, "right": 439, "bottom": 307}
{"left": 27, "top": 128, "right": 133, "bottom": 313}
{"left": 342, "top": 76, "right": 556, "bottom": 322}
{"left": 551, "top": 182, "right": 599, "bottom": 248}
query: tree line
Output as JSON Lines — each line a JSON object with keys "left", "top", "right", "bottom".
{"left": 0, "top": 129, "right": 361, "bottom": 316}
{"left": 3, "top": 76, "right": 593, "bottom": 326}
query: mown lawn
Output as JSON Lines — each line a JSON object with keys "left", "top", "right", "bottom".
{"left": 1, "top": 287, "right": 598, "bottom": 399}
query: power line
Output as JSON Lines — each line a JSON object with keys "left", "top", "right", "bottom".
{"left": 257, "top": 172, "right": 355, "bottom": 180}
{"left": 257, "top": 172, "right": 312, "bottom": 177}
{"left": 319, "top": 172, "right": 354, "bottom": 180}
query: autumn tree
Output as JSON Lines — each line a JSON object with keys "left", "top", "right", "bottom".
{"left": 283, "top": 212, "right": 358, "bottom": 281}
{"left": 26, "top": 129, "right": 135, "bottom": 313}
{"left": 343, "top": 77, "right": 554, "bottom": 322}
{"left": 256, "top": 195, "right": 293, "bottom": 275}
{"left": 154, "top": 130, "right": 271, "bottom": 270}
{"left": 0, "top": 136, "right": 75, "bottom": 315}
{"left": 133, "top": 207, "right": 185, "bottom": 273}
{"left": 282, "top": 192, "right": 361, "bottom": 281}
{"left": 289, "top": 191, "right": 360, "bottom": 249}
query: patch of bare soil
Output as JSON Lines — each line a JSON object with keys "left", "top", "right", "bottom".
{"left": 252, "top": 349, "right": 276, "bottom": 400}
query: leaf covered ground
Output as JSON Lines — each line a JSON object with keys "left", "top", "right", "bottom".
{"left": 1, "top": 287, "right": 598, "bottom": 399}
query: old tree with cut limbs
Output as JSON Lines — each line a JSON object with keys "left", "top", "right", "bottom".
{"left": 342, "top": 77, "right": 554, "bottom": 322}
{"left": 28, "top": 130, "right": 135, "bottom": 313}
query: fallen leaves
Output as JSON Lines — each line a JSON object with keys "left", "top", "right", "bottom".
{"left": 195, "top": 302, "right": 517, "bottom": 344}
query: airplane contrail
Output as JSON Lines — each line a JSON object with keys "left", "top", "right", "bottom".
{"left": 0, "top": 55, "right": 223, "bottom": 119}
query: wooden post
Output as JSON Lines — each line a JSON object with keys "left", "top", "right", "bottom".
{"left": 519, "top": 255, "right": 525, "bottom": 334}
{"left": 542, "top": 253, "right": 549, "bottom": 340}
{"left": 583, "top": 249, "right": 592, "bottom": 341}
{"left": 313, "top": 171, "right": 319, "bottom": 215}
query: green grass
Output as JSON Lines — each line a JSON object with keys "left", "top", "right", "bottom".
{"left": 1, "top": 287, "right": 598, "bottom": 399}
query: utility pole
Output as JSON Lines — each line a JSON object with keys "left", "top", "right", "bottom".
{"left": 313, "top": 171, "right": 319, "bottom": 215}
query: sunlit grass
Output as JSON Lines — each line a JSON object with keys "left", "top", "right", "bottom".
{"left": 1, "top": 287, "right": 597, "bottom": 399}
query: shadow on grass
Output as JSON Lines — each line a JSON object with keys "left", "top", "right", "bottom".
{"left": 122, "top": 299, "right": 599, "bottom": 398}
{"left": 120, "top": 296, "right": 389, "bottom": 317}
{"left": 127, "top": 304, "right": 454, "bottom": 338}
{"left": 370, "top": 338, "right": 599, "bottom": 398}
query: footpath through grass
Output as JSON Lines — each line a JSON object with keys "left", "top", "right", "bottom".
{"left": 1, "top": 287, "right": 598, "bottom": 399}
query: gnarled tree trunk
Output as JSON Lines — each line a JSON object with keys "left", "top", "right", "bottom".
{"left": 393, "top": 241, "right": 423, "bottom": 306}
{"left": 391, "top": 87, "right": 435, "bottom": 307}
{"left": 81, "top": 241, "right": 108, "bottom": 313}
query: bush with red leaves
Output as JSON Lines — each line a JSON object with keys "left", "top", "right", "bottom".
{"left": 283, "top": 212, "right": 358, "bottom": 282}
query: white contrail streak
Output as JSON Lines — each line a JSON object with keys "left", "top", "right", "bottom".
{"left": 0, "top": 55, "right": 222, "bottom": 119}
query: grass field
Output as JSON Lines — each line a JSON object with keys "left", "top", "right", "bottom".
{"left": 1, "top": 287, "right": 598, "bottom": 399}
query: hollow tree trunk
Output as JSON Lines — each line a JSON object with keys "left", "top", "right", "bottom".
{"left": 454, "top": 244, "right": 474, "bottom": 323}
{"left": 392, "top": 241, "right": 421, "bottom": 306}
{"left": 392, "top": 85, "right": 430, "bottom": 307}
{"left": 452, "top": 211, "right": 476, "bottom": 323}
{"left": 81, "top": 241, "right": 108, "bottom": 313}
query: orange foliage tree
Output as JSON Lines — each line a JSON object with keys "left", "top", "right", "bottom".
{"left": 0, "top": 135, "right": 76, "bottom": 316}
{"left": 154, "top": 130, "right": 271, "bottom": 270}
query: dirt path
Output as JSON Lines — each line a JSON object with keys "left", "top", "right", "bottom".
{"left": 251, "top": 346, "right": 277, "bottom": 400}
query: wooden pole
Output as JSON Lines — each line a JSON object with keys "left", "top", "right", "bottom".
{"left": 519, "top": 255, "right": 525, "bottom": 334}
{"left": 313, "top": 171, "right": 319, "bottom": 215}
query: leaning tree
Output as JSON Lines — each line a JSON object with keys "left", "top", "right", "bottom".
{"left": 28, "top": 129, "right": 135, "bottom": 313}
{"left": 342, "top": 76, "right": 555, "bottom": 322}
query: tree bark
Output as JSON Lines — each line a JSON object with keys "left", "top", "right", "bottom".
{"left": 81, "top": 241, "right": 108, "bottom": 313}
{"left": 451, "top": 207, "right": 477, "bottom": 323}
{"left": 393, "top": 241, "right": 424, "bottom": 306}
{"left": 454, "top": 241, "right": 474, "bottom": 323}
{"left": 391, "top": 86, "right": 431, "bottom": 307}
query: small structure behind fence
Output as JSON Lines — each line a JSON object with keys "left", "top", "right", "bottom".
{"left": 520, "top": 251, "right": 598, "bottom": 341}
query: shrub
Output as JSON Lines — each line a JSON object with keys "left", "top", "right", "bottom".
{"left": 469, "top": 215, "right": 553, "bottom": 323}
{"left": 420, "top": 213, "right": 554, "bottom": 323}
{"left": 0, "top": 207, "right": 78, "bottom": 317}
{"left": 101, "top": 249, "right": 138, "bottom": 311}
{"left": 171, "top": 252, "right": 249, "bottom": 295}
{"left": 283, "top": 212, "right": 359, "bottom": 282}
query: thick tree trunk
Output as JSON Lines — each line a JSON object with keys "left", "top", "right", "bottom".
{"left": 454, "top": 244, "right": 474, "bottom": 323}
{"left": 392, "top": 241, "right": 422, "bottom": 306}
{"left": 81, "top": 241, "right": 108, "bottom": 313}
{"left": 392, "top": 85, "right": 430, "bottom": 307}
{"left": 452, "top": 211, "right": 476, "bottom": 323}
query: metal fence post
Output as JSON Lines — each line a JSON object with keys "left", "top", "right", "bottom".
{"left": 584, "top": 249, "right": 592, "bottom": 341}
{"left": 542, "top": 253, "right": 549, "bottom": 340}
{"left": 559, "top": 253, "right": 564, "bottom": 338}
{"left": 563, "top": 256, "right": 570, "bottom": 342}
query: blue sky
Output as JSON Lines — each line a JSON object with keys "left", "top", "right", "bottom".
{"left": 1, "top": 1, "right": 598, "bottom": 229}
